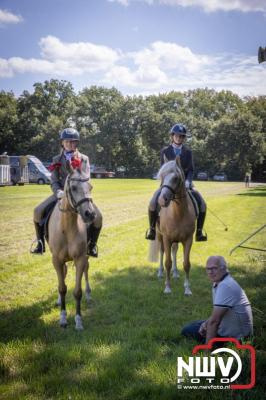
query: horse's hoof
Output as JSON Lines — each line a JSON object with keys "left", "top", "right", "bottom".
{"left": 184, "top": 289, "right": 192, "bottom": 296}
{"left": 164, "top": 286, "right": 172, "bottom": 294}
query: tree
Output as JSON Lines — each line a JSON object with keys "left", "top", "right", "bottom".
{"left": 207, "top": 110, "right": 264, "bottom": 179}
{"left": 0, "top": 91, "right": 18, "bottom": 154}
{"left": 16, "top": 79, "right": 76, "bottom": 159}
{"left": 76, "top": 86, "right": 125, "bottom": 169}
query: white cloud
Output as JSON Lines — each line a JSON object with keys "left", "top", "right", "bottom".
{"left": 39, "top": 36, "right": 119, "bottom": 71}
{"left": 105, "top": 64, "right": 168, "bottom": 88}
{"left": 0, "top": 9, "right": 23, "bottom": 25}
{"left": 0, "top": 36, "right": 120, "bottom": 78}
{"left": 104, "top": 45, "right": 266, "bottom": 96}
{"left": 0, "top": 36, "right": 265, "bottom": 96}
{"left": 103, "top": 40, "right": 214, "bottom": 89}
{"left": 108, "top": 0, "right": 266, "bottom": 13}
{"left": 0, "top": 59, "right": 13, "bottom": 77}
{"left": 108, "top": 0, "right": 130, "bottom": 5}
{"left": 130, "top": 41, "right": 211, "bottom": 73}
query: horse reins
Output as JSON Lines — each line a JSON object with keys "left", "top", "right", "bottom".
{"left": 161, "top": 181, "right": 186, "bottom": 202}
{"left": 159, "top": 164, "right": 187, "bottom": 203}
{"left": 59, "top": 175, "right": 93, "bottom": 213}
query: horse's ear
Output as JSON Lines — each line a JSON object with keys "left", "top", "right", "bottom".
{"left": 175, "top": 155, "right": 181, "bottom": 168}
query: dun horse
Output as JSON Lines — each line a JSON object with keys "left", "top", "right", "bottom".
{"left": 48, "top": 166, "right": 96, "bottom": 330}
{"left": 149, "top": 157, "right": 196, "bottom": 295}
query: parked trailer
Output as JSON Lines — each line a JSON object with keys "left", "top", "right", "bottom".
{"left": 0, "top": 155, "right": 11, "bottom": 186}
{"left": 0, "top": 154, "right": 51, "bottom": 186}
{"left": 9, "top": 156, "right": 29, "bottom": 185}
{"left": 27, "top": 155, "right": 51, "bottom": 184}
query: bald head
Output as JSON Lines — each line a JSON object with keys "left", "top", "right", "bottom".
{"left": 207, "top": 256, "right": 228, "bottom": 270}
{"left": 206, "top": 256, "right": 228, "bottom": 283}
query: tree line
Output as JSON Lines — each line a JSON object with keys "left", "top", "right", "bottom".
{"left": 0, "top": 79, "right": 265, "bottom": 180}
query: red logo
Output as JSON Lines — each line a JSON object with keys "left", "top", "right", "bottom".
{"left": 192, "top": 338, "right": 256, "bottom": 389}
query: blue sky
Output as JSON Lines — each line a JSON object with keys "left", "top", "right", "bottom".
{"left": 0, "top": 0, "right": 266, "bottom": 96}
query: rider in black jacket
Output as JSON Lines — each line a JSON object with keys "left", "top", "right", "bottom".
{"left": 146, "top": 123, "right": 207, "bottom": 242}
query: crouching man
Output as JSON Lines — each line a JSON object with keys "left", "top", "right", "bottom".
{"left": 181, "top": 256, "right": 253, "bottom": 343}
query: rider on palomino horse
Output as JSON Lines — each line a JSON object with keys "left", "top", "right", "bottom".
{"left": 31, "top": 128, "right": 102, "bottom": 257}
{"left": 146, "top": 123, "right": 207, "bottom": 242}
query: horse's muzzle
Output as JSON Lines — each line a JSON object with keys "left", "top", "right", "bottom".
{"left": 84, "top": 210, "right": 96, "bottom": 222}
{"left": 158, "top": 193, "right": 171, "bottom": 208}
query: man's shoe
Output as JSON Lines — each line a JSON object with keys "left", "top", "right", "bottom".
{"left": 145, "top": 228, "right": 156, "bottom": 240}
{"left": 195, "top": 230, "right": 207, "bottom": 242}
{"left": 88, "top": 243, "right": 98, "bottom": 257}
{"left": 31, "top": 240, "right": 45, "bottom": 254}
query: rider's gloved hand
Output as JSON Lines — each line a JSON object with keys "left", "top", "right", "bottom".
{"left": 56, "top": 190, "right": 64, "bottom": 199}
{"left": 185, "top": 180, "right": 191, "bottom": 189}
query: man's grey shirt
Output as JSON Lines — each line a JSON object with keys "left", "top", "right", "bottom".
{"left": 212, "top": 274, "right": 253, "bottom": 338}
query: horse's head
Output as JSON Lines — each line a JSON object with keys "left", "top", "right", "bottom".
{"left": 65, "top": 169, "right": 96, "bottom": 224}
{"left": 158, "top": 159, "right": 185, "bottom": 207}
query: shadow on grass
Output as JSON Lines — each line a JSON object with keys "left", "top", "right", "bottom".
{"left": 0, "top": 265, "right": 266, "bottom": 399}
{"left": 1, "top": 264, "right": 265, "bottom": 346}
{"left": 0, "top": 265, "right": 207, "bottom": 399}
{"left": 237, "top": 186, "right": 266, "bottom": 197}
{"left": 0, "top": 265, "right": 205, "bottom": 344}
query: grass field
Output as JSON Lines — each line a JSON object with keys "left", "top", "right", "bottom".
{"left": 0, "top": 180, "right": 265, "bottom": 400}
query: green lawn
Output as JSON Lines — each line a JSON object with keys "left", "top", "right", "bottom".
{"left": 0, "top": 180, "right": 265, "bottom": 400}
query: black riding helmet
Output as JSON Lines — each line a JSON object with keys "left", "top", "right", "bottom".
{"left": 170, "top": 123, "right": 187, "bottom": 136}
{"left": 60, "top": 128, "right": 80, "bottom": 141}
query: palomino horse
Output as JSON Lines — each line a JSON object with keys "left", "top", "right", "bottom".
{"left": 48, "top": 167, "right": 96, "bottom": 330}
{"left": 149, "top": 157, "right": 196, "bottom": 295}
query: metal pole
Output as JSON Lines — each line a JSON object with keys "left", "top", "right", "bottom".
{"left": 230, "top": 224, "right": 266, "bottom": 255}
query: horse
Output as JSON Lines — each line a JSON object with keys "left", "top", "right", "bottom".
{"left": 48, "top": 166, "right": 96, "bottom": 330}
{"left": 149, "top": 157, "right": 196, "bottom": 295}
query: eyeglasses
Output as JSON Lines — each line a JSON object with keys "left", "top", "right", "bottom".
{"left": 206, "top": 266, "right": 219, "bottom": 273}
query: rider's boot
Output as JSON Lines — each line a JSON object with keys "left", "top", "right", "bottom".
{"left": 145, "top": 210, "right": 158, "bottom": 240}
{"left": 196, "top": 211, "right": 207, "bottom": 242}
{"left": 31, "top": 222, "right": 45, "bottom": 254}
{"left": 87, "top": 225, "right": 101, "bottom": 257}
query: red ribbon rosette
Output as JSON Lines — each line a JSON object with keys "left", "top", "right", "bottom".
{"left": 48, "top": 162, "right": 62, "bottom": 172}
{"left": 70, "top": 157, "right": 82, "bottom": 169}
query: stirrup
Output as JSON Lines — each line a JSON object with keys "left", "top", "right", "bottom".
{"left": 145, "top": 228, "right": 156, "bottom": 240}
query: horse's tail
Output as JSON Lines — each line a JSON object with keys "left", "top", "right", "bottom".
{"left": 148, "top": 234, "right": 160, "bottom": 262}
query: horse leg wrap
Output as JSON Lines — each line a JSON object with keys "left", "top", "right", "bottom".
{"left": 75, "top": 314, "right": 84, "bottom": 330}
{"left": 59, "top": 310, "right": 67, "bottom": 327}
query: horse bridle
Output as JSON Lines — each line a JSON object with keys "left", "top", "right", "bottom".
{"left": 160, "top": 172, "right": 186, "bottom": 202}
{"left": 60, "top": 175, "right": 93, "bottom": 213}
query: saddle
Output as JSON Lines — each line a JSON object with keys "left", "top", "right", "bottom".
{"left": 39, "top": 200, "right": 58, "bottom": 242}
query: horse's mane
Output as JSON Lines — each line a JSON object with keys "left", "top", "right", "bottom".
{"left": 158, "top": 160, "right": 180, "bottom": 180}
